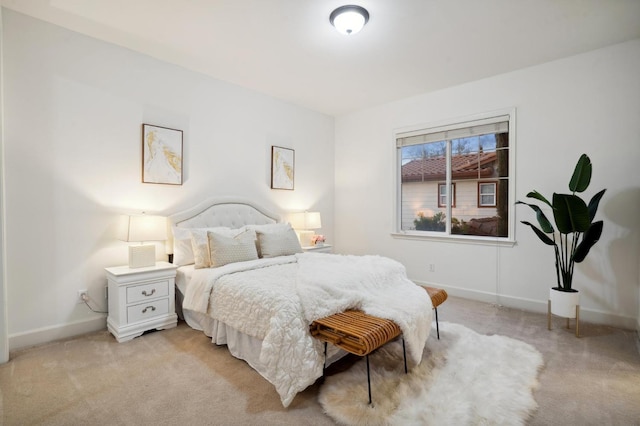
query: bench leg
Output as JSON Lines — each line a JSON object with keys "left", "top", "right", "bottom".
{"left": 434, "top": 307, "right": 440, "bottom": 339}
{"left": 366, "top": 354, "right": 372, "bottom": 404}
{"left": 323, "top": 342, "right": 327, "bottom": 370}
{"left": 318, "top": 342, "right": 327, "bottom": 384}
{"left": 402, "top": 338, "right": 407, "bottom": 374}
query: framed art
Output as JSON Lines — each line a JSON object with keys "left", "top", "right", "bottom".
{"left": 142, "top": 124, "right": 183, "bottom": 185}
{"left": 271, "top": 146, "right": 295, "bottom": 190}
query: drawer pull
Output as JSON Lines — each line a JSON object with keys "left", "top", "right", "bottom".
{"left": 142, "top": 289, "right": 156, "bottom": 297}
{"left": 142, "top": 306, "right": 156, "bottom": 314}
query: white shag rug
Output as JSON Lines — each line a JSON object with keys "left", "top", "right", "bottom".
{"left": 318, "top": 322, "right": 544, "bottom": 426}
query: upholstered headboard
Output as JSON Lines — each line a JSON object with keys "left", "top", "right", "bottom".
{"left": 167, "top": 197, "right": 281, "bottom": 255}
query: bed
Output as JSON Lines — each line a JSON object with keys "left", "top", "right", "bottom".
{"left": 168, "top": 197, "right": 433, "bottom": 407}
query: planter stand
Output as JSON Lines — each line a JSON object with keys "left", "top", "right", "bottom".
{"left": 547, "top": 300, "right": 580, "bottom": 337}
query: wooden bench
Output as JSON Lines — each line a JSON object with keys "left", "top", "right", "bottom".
{"left": 310, "top": 286, "right": 448, "bottom": 404}
{"left": 310, "top": 310, "right": 405, "bottom": 404}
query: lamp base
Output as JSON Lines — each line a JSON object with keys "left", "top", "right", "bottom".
{"left": 296, "top": 230, "right": 314, "bottom": 247}
{"left": 129, "top": 245, "right": 156, "bottom": 268}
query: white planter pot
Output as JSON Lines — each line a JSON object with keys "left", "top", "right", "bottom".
{"left": 549, "top": 288, "right": 579, "bottom": 319}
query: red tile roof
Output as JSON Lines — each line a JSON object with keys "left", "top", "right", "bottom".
{"left": 402, "top": 152, "right": 497, "bottom": 182}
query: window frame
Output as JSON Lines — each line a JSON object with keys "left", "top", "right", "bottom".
{"left": 438, "top": 183, "right": 456, "bottom": 208}
{"left": 393, "top": 108, "right": 516, "bottom": 246}
{"left": 477, "top": 181, "right": 497, "bottom": 208}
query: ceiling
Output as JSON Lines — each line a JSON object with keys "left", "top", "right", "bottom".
{"left": 3, "top": 0, "right": 640, "bottom": 116}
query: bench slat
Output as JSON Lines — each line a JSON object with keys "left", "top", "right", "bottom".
{"left": 310, "top": 310, "right": 401, "bottom": 356}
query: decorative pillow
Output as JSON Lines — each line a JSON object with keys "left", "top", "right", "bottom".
{"left": 208, "top": 229, "right": 259, "bottom": 267}
{"left": 243, "top": 223, "right": 293, "bottom": 257}
{"left": 190, "top": 227, "right": 233, "bottom": 269}
{"left": 256, "top": 227, "right": 303, "bottom": 258}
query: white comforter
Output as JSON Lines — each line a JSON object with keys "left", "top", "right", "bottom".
{"left": 182, "top": 252, "right": 433, "bottom": 407}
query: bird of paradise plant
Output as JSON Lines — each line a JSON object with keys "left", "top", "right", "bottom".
{"left": 517, "top": 154, "right": 606, "bottom": 292}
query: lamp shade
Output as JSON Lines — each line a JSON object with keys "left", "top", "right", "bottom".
{"left": 330, "top": 5, "right": 369, "bottom": 35}
{"left": 120, "top": 215, "right": 167, "bottom": 242}
{"left": 290, "top": 211, "right": 322, "bottom": 230}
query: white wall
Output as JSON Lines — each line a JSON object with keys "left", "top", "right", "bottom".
{"left": 2, "top": 9, "right": 334, "bottom": 350}
{"left": 335, "top": 39, "right": 640, "bottom": 329}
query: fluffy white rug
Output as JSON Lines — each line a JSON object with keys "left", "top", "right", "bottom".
{"left": 318, "top": 322, "right": 544, "bottom": 426}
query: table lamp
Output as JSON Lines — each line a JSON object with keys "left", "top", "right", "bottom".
{"left": 120, "top": 214, "right": 167, "bottom": 268}
{"left": 290, "top": 211, "right": 322, "bottom": 247}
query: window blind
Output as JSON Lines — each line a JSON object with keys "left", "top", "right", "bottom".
{"left": 396, "top": 115, "right": 509, "bottom": 148}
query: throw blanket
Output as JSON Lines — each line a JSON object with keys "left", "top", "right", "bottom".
{"left": 295, "top": 253, "right": 432, "bottom": 364}
{"left": 182, "top": 253, "right": 433, "bottom": 407}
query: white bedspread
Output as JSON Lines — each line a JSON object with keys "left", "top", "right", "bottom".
{"left": 182, "top": 253, "right": 433, "bottom": 407}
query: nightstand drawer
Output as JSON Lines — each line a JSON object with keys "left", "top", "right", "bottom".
{"left": 126, "top": 280, "right": 169, "bottom": 304}
{"left": 127, "top": 298, "right": 169, "bottom": 324}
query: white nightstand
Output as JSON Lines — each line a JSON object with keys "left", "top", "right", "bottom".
{"left": 106, "top": 261, "right": 178, "bottom": 343}
{"left": 302, "top": 244, "right": 333, "bottom": 253}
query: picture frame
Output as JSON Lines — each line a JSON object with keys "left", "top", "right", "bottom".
{"left": 142, "top": 124, "right": 183, "bottom": 185}
{"left": 270, "top": 146, "right": 295, "bottom": 190}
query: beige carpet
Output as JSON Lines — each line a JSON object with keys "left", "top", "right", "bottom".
{"left": 1, "top": 296, "right": 639, "bottom": 425}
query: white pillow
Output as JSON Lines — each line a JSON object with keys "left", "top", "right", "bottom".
{"left": 190, "top": 227, "right": 233, "bottom": 269}
{"left": 173, "top": 226, "right": 214, "bottom": 266}
{"left": 208, "top": 229, "right": 259, "bottom": 267}
{"left": 256, "top": 226, "right": 302, "bottom": 258}
{"left": 172, "top": 226, "right": 195, "bottom": 266}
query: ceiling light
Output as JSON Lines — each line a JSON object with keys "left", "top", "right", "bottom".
{"left": 330, "top": 5, "right": 369, "bottom": 35}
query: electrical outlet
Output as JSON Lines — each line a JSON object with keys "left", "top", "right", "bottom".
{"left": 77, "top": 289, "right": 88, "bottom": 304}
{"left": 429, "top": 264, "right": 435, "bottom": 272}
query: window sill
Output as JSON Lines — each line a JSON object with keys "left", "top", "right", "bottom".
{"left": 391, "top": 231, "right": 516, "bottom": 247}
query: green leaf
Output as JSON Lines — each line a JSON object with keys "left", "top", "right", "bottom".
{"left": 526, "top": 190, "right": 552, "bottom": 208}
{"left": 553, "top": 193, "right": 590, "bottom": 234}
{"left": 569, "top": 154, "right": 592, "bottom": 193}
{"left": 516, "top": 201, "right": 554, "bottom": 233}
{"left": 521, "top": 221, "right": 556, "bottom": 246}
{"left": 573, "top": 221, "right": 604, "bottom": 263}
{"left": 588, "top": 189, "right": 606, "bottom": 222}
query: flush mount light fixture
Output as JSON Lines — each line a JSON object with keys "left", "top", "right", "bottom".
{"left": 330, "top": 5, "right": 369, "bottom": 35}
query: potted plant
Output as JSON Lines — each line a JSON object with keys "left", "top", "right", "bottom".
{"left": 517, "top": 153, "right": 606, "bottom": 321}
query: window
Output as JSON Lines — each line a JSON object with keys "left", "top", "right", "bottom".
{"left": 438, "top": 183, "right": 456, "bottom": 208}
{"left": 478, "top": 182, "right": 497, "bottom": 207}
{"left": 396, "top": 111, "right": 514, "bottom": 240}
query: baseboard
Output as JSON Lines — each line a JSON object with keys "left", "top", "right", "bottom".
{"left": 414, "top": 280, "right": 638, "bottom": 330}
{"left": 8, "top": 316, "right": 107, "bottom": 352}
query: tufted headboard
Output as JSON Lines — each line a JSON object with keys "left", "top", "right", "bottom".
{"left": 166, "top": 197, "right": 281, "bottom": 254}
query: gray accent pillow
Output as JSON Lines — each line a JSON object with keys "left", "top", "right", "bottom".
{"left": 190, "top": 227, "right": 233, "bottom": 269}
{"left": 207, "top": 229, "right": 259, "bottom": 267}
{"left": 256, "top": 227, "right": 303, "bottom": 258}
